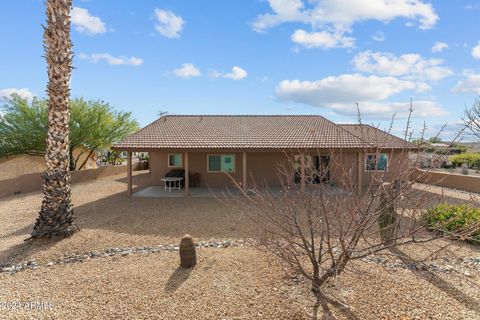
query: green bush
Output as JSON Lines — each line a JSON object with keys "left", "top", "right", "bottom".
{"left": 425, "top": 203, "right": 480, "bottom": 243}
{"left": 449, "top": 153, "right": 480, "bottom": 168}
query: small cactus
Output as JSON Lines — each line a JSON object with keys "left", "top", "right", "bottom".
{"left": 180, "top": 234, "right": 196, "bottom": 268}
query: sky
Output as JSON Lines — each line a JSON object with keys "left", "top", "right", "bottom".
{"left": 1, "top": 0, "right": 480, "bottom": 139}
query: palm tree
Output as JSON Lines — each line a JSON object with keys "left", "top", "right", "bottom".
{"left": 31, "top": 0, "right": 77, "bottom": 239}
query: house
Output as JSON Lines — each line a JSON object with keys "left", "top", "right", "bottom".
{"left": 113, "top": 115, "right": 415, "bottom": 196}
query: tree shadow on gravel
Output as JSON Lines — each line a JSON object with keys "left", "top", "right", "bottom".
{"left": 164, "top": 266, "right": 193, "bottom": 293}
{"left": 329, "top": 300, "right": 361, "bottom": 320}
{"left": 390, "top": 247, "right": 480, "bottom": 314}
{"left": 0, "top": 239, "right": 55, "bottom": 267}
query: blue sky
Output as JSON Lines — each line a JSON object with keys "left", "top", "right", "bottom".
{"left": 1, "top": 0, "right": 480, "bottom": 139}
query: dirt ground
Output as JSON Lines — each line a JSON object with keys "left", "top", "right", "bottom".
{"left": 1, "top": 173, "right": 480, "bottom": 319}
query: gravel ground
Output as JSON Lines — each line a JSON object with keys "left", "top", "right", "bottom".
{"left": 0, "top": 248, "right": 306, "bottom": 320}
{"left": 0, "top": 172, "right": 258, "bottom": 265}
{"left": 1, "top": 247, "right": 479, "bottom": 320}
{"left": 1, "top": 173, "right": 480, "bottom": 319}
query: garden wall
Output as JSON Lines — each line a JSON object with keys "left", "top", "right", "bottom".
{"left": 411, "top": 168, "right": 480, "bottom": 193}
{"left": 0, "top": 164, "right": 140, "bottom": 198}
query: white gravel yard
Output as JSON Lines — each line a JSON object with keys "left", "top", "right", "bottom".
{"left": 1, "top": 173, "right": 480, "bottom": 319}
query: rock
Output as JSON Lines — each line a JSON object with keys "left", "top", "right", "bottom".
{"left": 464, "top": 270, "right": 472, "bottom": 277}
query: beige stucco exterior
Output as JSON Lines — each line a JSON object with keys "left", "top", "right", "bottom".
{"left": 141, "top": 148, "right": 408, "bottom": 190}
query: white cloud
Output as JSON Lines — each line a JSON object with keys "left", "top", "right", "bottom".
{"left": 465, "top": 3, "right": 480, "bottom": 10}
{"left": 353, "top": 51, "right": 453, "bottom": 81}
{"left": 211, "top": 66, "right": 248, "bottom": 81}
{"left": 291, "top": 29, "right": 354, "bottom": 49}
{"left": 173, "top": 63, "right": 201, "bottom": 78}
{"left": 472, "top": 42, "right": 480, "bottom": 59}
{"left": 347, "top": 100, "right": 447, "bottom": 118}
{"left": 372, "top": 31, "right": 386, "bottom": 42}
{"left": 276, "top": 74, "right": 419, "bottom": 104}
{"left": 253, "top": 0, "right": 438, "bottom": 48}
{"left": 0, "top": 88, "right": 35, "bottom": 102}
{"left": 71, "top": 7, "right": 106, "bottom": 35}
{"left": 252, "top": 0, "right": 309, "bottom": 32}
{"left": 452, "top": 73, "right": 480, "bottom": 94}
{"left": 79, "top": 53, "right": 143, "bottom": 66}
{"left": 275, "top": 74, "right": 446, "bottom": 118}
{"left": 432, "top": 41, "right": 448, "bottom": 53}
{"left": 154, "top": 9, "right": 185, "bottom": 38}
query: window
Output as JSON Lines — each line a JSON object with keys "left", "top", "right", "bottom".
{"left": 366, "top": 154, "right": 388, "bottom": 171}
{"left": 168, "top": 153, "right": 182, "bottom": 167}
{"left": 208, "top": 155, "right": 235, "bottom": 172}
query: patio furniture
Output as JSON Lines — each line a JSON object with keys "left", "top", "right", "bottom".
{"left": 161, "top": 177, "right": 184, "bottom": 191}
{"left": 165, "top": 169, "right": 185, "bottom": 187}
{"left": 190, "top": 172, "right": 201, "bottom": 187}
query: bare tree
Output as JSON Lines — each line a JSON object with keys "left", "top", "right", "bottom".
{"left": 226, "top": 118, "right": 475, "bottom": 319}
{"left": 463, "top": 97, "right": 480, "bottom": 141}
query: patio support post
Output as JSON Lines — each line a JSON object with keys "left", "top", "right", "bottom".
{"left": 357, "top": 151, "right": 363, "bottom": 194}
{"left": 300, "top": 152, "right": 305, "bottom": 192}
{"left": 127, "top": 151, "right": 132, "bottom": 196}
{"left": 184, "top": 151, "right": 189, "bottom": 195}
{"left": 242, "top": 151, "right": 247, "bottom": 191}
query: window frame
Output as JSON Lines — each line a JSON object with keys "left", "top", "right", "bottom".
{"left": 207, "top": 154, "right": 236, "bottom": 173}
{"left": 365, "top": 153, "right": 388, "bottom": 172}
{"left": 168, "top": 153, "right": 183, "bottom": 168}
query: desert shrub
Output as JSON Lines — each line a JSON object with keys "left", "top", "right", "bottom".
{"left": 425, "top": 203, "right": 480, "bottom": 243}
{"left": 449, "top": 153, "right": 480, "bottom": 168}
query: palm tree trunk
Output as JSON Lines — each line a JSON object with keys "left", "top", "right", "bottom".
{"left": 31, "top": 0, "right": 77, "bottom": 239}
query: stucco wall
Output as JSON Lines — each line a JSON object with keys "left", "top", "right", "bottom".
{"left": 147, "top": 149, "right": 398, "bottom": 188}
{"left": 0, "top": 164, "right": 140, "bottom": 198}
{"left": 148, "top": 149, "right": 409, "bottom": 189}
{"left": 150, "top": 150, "right": 246, "bottom": 187}
{"left": 360, "top": 149, "right": 410, "bottom": 187}
{"left": 412, "top": 168, "right": 480, "bottom": 193}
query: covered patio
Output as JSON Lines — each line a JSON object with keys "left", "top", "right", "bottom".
{"left": 124, "top": 150, "right": 337, "bottom": 197}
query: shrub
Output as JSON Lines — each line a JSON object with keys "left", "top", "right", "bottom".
{"left": 425, "top": 203, "right": 480, "bottom": 243}
{"left": 449, "top": 153, "right": 480, "bottom": 168}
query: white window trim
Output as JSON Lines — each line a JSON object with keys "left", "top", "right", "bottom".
{"left": 168, "top": 153, "right": 183, "bottom": 168}
{"left": 365, "top": 153, "right": 388, "bottom": 172}
{"left": 207, "top": 154, "right": 236, "bottom": 173}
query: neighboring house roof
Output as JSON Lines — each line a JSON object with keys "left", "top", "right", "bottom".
{"left": 113, "top": 115, "right": 415, "bottom": 150}
{"left": 430, "top": 143, "right": 449, "bottom": 147}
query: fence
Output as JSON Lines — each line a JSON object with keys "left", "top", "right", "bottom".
{"left": 411, "top": 168, "right": 480, "bottom": 193}
{"left": 0, "top": 164, "right": 140, "bottom": 198}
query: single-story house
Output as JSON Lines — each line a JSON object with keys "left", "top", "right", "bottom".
{"left": 113, "top": 115, "right": 415, "bottom": 196}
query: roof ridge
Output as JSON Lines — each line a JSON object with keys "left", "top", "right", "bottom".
{"left": 161, "top": 114, "right": 334, "bottom": 117}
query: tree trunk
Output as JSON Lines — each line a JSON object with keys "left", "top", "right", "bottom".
{"left": 31, "top": 0, "right": 77, "bottom": 239}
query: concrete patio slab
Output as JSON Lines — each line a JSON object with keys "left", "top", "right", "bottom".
{"left": 132, "top": 186, "right": 239, "bottom": 198}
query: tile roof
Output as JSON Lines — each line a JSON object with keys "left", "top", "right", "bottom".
{"left": 338, "top": 124, "right": 415, "bottom": 149}
{"left": 113, "top": 115, "right": 414, "bottom": 150}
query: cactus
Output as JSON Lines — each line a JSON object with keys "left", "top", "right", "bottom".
{"left": 180, "top": 234, "right": 197, "bottom": 268}
{"left": 378, "top": 183, "right": 397, "bottom": 244}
